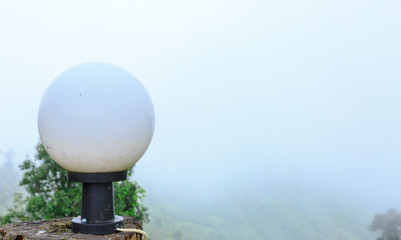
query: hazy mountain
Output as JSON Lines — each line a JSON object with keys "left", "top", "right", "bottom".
{"left": 143, "top": 184, "right": 378, "bottom": 240}
{"left": 0, "top": 149, "right": 20, "bottom": 215}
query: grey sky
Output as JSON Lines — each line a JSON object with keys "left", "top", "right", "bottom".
{"left": 0, "top": 0, "right": 401, "bottom": 211}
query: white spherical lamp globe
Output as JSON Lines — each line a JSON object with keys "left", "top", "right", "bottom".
{"left": 38, "top": 62, "right": 155, "bottom": 173}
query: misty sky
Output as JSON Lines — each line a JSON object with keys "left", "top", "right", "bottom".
{"left": 1, "top": 0, "right": 401, "bottom": 211}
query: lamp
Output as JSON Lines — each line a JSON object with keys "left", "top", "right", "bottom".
{"left": 37, "top": 62, "right": 155, "bottom": 234}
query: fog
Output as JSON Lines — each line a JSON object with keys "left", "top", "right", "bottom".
{"left": 1, "top": 0, "right": 401, "bottom": 236}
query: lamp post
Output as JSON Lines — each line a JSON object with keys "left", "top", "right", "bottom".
{"left": 37, "top": 62, "right": 155, "bottom": 235}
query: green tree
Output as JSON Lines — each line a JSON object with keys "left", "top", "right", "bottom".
{"left": 369, "top": 208, "right": 401, "bottom": 240}
{"left": 0, "top": 142, "right": 148, "bottom": 224}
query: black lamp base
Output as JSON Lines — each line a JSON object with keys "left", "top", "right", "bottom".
{"left": 72, "top": 215, "right": 124, "bottom": 235}
{"left": 68, "top": 171, "right": 128, "bottom": 235}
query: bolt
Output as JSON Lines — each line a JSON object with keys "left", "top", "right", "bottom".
{"left": 81, "top": 218, "right": 87, "bottom": 223}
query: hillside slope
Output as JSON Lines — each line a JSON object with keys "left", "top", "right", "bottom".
{"left": 143, "top": 185, "right": 377, "bottom": 240}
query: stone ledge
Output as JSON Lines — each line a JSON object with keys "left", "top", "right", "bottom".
{"left": 0, "top": 216, "right": 143, "bottom": 240}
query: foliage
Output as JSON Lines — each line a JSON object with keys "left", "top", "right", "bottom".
{"left": 114, "top": 179, "right": 148, "bottom": 221}
{"left": 20, "top": 143, "right": 81, "bottom": 220}
{"left": 369, "top": 209, "right": 401, "bottom": 240}
{"left": 0, "top": 142, "right": 148, "bottom": 225}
